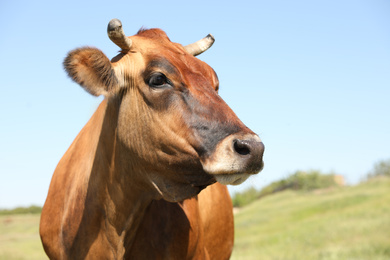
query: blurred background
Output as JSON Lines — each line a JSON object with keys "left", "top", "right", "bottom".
{"left": 0, "top": 0, "right": 389, "bottom": 259}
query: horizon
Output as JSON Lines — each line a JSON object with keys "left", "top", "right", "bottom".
{"left": 1, "top": 0, "right": 389, "bottom": 208}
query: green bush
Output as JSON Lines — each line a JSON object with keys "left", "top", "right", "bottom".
{"left": 232, "top": 170, "right": 339, "bottom": 208}
{"left": 258, "top": 170, "right": 338, "bottom": 197}
{"left": 0, "top": 205, "right": 42, "bottom": 215}
{"left": 284, "top": 170, "right": 337, "bottom": 191}
{"left": 232, "top": 187, "right": 259, "bottom": 208}
{"left": 367, "top": 158, "right": 390, "bottom": 178}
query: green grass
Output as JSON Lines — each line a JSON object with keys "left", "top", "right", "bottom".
{"left": 0, "top": 214, "right": 47, "bottom": 260}
{"left": 0, "top": 177, "right": 389, "bottom": 259}
{"left": 232, "top": 176, "right": 390, "bottom": 260}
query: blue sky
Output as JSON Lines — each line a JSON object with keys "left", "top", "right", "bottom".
{"left": 1, "top": 0, "right": 389, "bottom": 208}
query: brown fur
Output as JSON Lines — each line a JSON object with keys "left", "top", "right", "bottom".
{"left": 41, "top": 27, "right": 263, "bottom": 259}
{"left": 64, "top": 48, "right": 118, "bottom": 96}
{"left": 137, "top": 28, "right": 171, "bottom": 41}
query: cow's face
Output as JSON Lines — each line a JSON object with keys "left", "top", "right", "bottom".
{"left": 64, "top": 20, "right": 264, "bottom": 202}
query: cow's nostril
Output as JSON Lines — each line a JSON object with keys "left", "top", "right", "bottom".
{"left": 233, "top": 139, "right": 251, "bottom": 156}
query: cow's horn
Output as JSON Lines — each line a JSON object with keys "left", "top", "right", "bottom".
{"left": 107, "top": 19, "right": 132, "bottom": 51}
{"left": 184, "top": 34, "right": 215, "bottom": 56}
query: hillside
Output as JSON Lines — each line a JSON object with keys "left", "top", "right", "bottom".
{"left": 231, "top": 176, "right": 390, "bottom": 260}
{"left": 0, "top": 177, "right": 389, "bottom": 259}
{"left": 0, "top": 214, "right": 45, "bottom": 260}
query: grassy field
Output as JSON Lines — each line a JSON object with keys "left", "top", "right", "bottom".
{"left": 0, "top": 214, "right": 46, "bottom": 260}
{"left": 0, "top": 177, "right": 389, "bottom": 259}
{"left": 232, "top": 176, "right": 390, "bottom": 260}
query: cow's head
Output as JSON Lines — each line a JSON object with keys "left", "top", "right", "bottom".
{"left": 64, "top": 19, "right": 264, "bottom": 202}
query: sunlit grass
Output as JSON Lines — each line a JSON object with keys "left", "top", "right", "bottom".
{"left": 0, "top": 214, "right": 46, "bottom": 260}
{"left": 0, "top": 177, "right": 389, "bottom": 259}
{"left": 232, "top": 177, "right": 390, "bottom": 260}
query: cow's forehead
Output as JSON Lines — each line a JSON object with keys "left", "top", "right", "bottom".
{"left": 116, "top": 30, "right": 218, "bottom": 87}
{"left": 129, "top": 29, "right": 186, "bottom": 56}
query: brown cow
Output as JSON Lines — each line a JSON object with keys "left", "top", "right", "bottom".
{"left": 40, "top": 19, "right": 264, "bottom": 259}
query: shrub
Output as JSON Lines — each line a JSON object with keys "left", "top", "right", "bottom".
{"left": 232, "top": 187, "right": 259, "bottom": 208}
{"left": 0, "top": 205, "right": 42, "bottom": 215}
{"left": 285, "top": 170, "right": 337, "bottom": 191}
{"left": 232, "top": 170, "right": 340, "bottom": 207}
{"left": 258, "top": 170, "right": 338, "bottom": 196}
{"left": 367, "top": 159, "right": 390, "bottom": 178}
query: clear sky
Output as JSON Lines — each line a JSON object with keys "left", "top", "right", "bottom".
{"left": 1, "top": 0, "right": 389, "bottom": 208}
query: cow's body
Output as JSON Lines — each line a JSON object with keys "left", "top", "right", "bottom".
{"left": 40, "top": 19, "right": 263, "bottom": 259}
{"left": 41, "top": 101, "right": 233, "bottom": 259}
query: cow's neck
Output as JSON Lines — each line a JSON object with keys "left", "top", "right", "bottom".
{"left": 83, "top": 98, "right": 158, "bottom": 257}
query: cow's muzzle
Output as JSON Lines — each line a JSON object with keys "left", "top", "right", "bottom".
{"left": 200, "top": 133, "right": 264, "bottom": 185}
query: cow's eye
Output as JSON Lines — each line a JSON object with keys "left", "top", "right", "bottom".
{"left": 149, "top": 73, "right": 169, "bottom": 88}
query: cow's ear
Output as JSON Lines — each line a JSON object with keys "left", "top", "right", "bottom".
{"left": 63, "top": 47, "right": 119, "bottom": 96}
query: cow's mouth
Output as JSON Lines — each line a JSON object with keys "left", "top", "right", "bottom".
{"left": 211, "top": 173, "right": 250, "bottom": 186}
